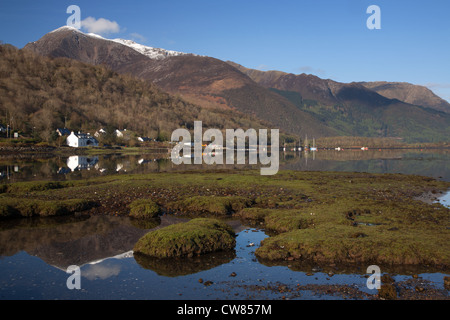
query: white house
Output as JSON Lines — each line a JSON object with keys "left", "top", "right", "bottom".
{"left": 94, "top": 128, "right": 106, "bottom": 138}
{"left": 115, "top": 129, "right": 127, "bottom": 138}
{"left": 56, "top": 128, "right": 71, "bottom": 137}
{"left": 66, "top": 132, "right": 99, "bottom": 148}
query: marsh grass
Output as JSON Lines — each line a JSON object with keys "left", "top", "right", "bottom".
{"left": 167, "top": 195, "right": 253, "bottom": 216}
{"left": 0, "top": 198, "right": 96, "bottom": 218}
{"left": 1, "top": 169, "right": 449, "bottom": 266}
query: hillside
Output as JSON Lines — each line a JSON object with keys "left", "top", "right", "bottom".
{"left": 24, "top": 27, "right": 339, "bottom": 139}
{"left": 359, "top": 81, "right": 450, "bottom": 114}
{"left": 0, "top": 44, "right": 272, "bottom": 143}
{"left": 18, "top": 27, "right": 450, "bottom": 143}
{"left": 228, "top": 62, "right": 450, "bottom": 143}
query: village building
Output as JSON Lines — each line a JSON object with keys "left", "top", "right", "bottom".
{"left": 94, "top": 128, "right": 106, "bottom": 138}
{"left": 115, "top": 129, "right": 126, "bottom": 138}
{"left": 66, "top": 131, "right": 99, "bottom": 148}
{"left": 56, "top": 128, "right": 71, "bottom": 136}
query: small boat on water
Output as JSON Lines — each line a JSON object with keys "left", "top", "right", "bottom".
{"left": 310, "top": 138, "right": 317, "bottom": 151}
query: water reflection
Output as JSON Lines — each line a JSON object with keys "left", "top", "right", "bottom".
{"left": 1, "top": 149, "right": 449, "bottom": 299}
{"left": 134, "top": 251, "right": 236, "bottom": 277}
{"left": 0, "top": 214, "right": 243, "bottom": 278}
{"left": 82, "top": 262, "right": 123, "bottom": 280}
{"left": 66, "top": 156, "right": 99, "bottom": 172}
{"left": 1, "top": 149, "right": 449, "bottom": 183}
{"left": 0, "top": 212, "right": 245, "bottom": 275}
{"left": 0, "top": 215, "right": 150, "bottom": 269}
{"left": 1, "top": 214, "right": 448, "bottom": 300}
{"left": 257, "top": 255, "right": 449, "bottom": 275}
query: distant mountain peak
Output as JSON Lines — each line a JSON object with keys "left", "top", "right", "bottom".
{"left": 360, "top": 81, "right": 450, "bottom": 113}
{"left": 48, "top": 26, "right": 197, "bottom": 60}
{"left": 50, "top": 25, "right": 81, "bottom": 33}
{"left": 110, "top": 38, "right": 198, "bottom": 60}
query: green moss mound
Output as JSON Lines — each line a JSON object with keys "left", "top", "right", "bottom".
{"left": 0, "top": 198, "right": 96, "bottom": 218}
{"left": 255, "top": 225, "right": 450, "bottom": 266}
{"left": 237, "top": 208, "right": 313, "bottom": 233}
{"left": 236, "top": 208, "right": 273, "bottom": 221}
{"left": 2, "top": 170, "right": 449, "bottom": 268}
{"left": 129, "top": 199, "right": 160, "bottom": 219}
{"left": 168, "top": 196, "right": 252, "bottom": 215}
{"left": 264, "top": 210, "right": 313, "bottom": 233}
{"left": 133, "top": 218, "right": 236, "bottom": 258}
{"left": 2, "top": 180, "right": 84, "bottom": 194}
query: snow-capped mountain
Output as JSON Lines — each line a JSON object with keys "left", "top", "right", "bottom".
{"left": 111, "top": 38, "right": 197, "bottom": 60}
{"left": 49, "top": 26, "right": 196, "bottom": 60}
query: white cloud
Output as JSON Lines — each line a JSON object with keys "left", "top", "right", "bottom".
{"left": 82, "top": 264, "right": 121, "bottom": 280}
{"left": 423, "top": 83, "right": 450, "bottom": 89}
{"left": 255, "top": 64, "right": 269, "bottom": 71}
{"left": 423, "top": 83, "right": 450, "bottom": 103}
{"left": 129, "top": 32, "right": 147, "bottom": 43}
{"left": 297, "top": 66, "right": 326, "bottom": 76}
{"left": 81, "top": 17, "right": 121, "bottom": 35}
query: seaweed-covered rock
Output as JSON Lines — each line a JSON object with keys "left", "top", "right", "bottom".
{"left": 133, "top": 218, "right": 236, "bottom": 258}
{"left": 129, "top": 199, "right": 160, "bottom": 219}
{"left": 444, "top": 276, "right": 450, "bottom": 290}
{"left": 381, "top": 274, "right": 395, "bottom": 284}
{"left": 378, "top": 284, "right": 398, "bottom": 300}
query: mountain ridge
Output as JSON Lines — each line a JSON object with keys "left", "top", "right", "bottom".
{"left": 24, "top": 27, "right": 338, "bottom": 138}
{"left": 21, "top": 27, "right": 450, "bottom": 143}
{"left": 227, "top": 61, "right": 450, "bottom": 142}
{"left": 44, "top": 26, "right": 198, "bottom": 60}
{"left": 0, "top": 43, "right": 276, "bottom": 143}
{"left": 359, "top": 81, "right": 450, "bottom": 114}
{"left": 227, "top": 61, "right": 450, "bottom": 114}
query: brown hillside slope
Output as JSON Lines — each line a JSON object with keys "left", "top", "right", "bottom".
{"left": 24, "top": 27, "right": 339, "bottom": 138}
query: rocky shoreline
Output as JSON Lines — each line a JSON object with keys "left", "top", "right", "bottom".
{"left": 0, "top": 145, "right": 57, "bottom": 153}
{"left": 222, "top": 275, "right": 450, "bottom": 300}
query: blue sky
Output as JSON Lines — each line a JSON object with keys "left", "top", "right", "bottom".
{"left": 1, "top": 0, "right": 449, "bottom": 102}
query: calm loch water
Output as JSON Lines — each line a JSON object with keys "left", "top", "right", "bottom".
{"left": 1, "top": 149, "right": 450, "bottom": 183}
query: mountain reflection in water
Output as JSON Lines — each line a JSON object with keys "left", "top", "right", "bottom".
{"left": 1, "top": 149, "right": 449, "bottom": 183}
{"left": 0, "top": 214, "right": 245, "bottom": 276}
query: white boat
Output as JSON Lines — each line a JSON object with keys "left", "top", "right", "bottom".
{"left": 310, "top": 138, "right": 317, "bottom": 151}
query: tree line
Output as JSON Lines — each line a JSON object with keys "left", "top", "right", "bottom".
{"left": 0, "top": 44, "right": 272, "bottom": 144}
